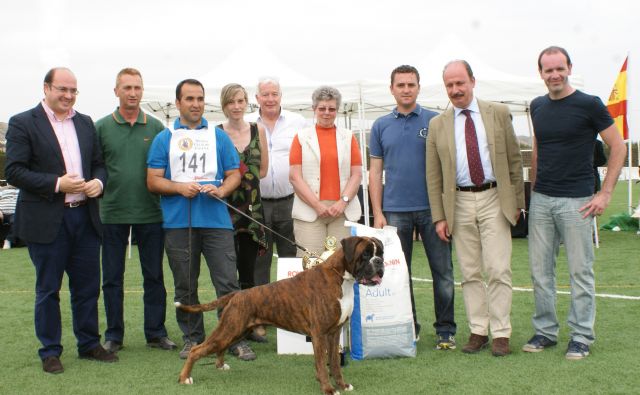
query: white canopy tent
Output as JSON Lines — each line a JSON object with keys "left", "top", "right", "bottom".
{"left": 142, "top": 43, "right": 317, "bottom": 125}
{"left": 142, "top": 37, "right": 583, "bottom": 129}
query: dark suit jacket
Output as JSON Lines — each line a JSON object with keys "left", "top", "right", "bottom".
{"left": 4, "top": 103, "right": 106, "bottom": 244}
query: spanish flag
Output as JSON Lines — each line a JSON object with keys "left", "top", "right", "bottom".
{"left": 606, "top": 57, "right": 628, "bottom": 140}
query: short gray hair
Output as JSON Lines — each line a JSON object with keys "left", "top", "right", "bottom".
{"left": 311, "top": 86, "right": 342, "bottom": 109}
{"left": 256, "top": 76, "right": 280, "bottom": 95}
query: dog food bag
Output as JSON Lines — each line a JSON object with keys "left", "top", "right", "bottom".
{"left": 347, "top": 222, "right": 416, "bottom": 359}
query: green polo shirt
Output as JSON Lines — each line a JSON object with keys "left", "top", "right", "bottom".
{"left": 96, "top": 108, "right": 165, "bottom": 224}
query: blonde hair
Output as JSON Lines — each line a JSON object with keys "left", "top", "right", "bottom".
{"left": 220, "top": 83, "right": 248, "bottom": 117}
{"left": 116, "top": 67, "right": 142, "bottom": 87}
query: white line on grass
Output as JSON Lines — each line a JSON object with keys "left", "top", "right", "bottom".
{"left": 412, "top": 277, "right": 640, "bottom": 300}
{"left": 3, "top": 279, "right": 639, "bottom": 300}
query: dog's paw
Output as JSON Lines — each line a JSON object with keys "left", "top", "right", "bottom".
{"left": 179, "top": 377, "right": 193, "bottom": 385}
{"left": 344, "top": 383, "right": 354, "bottom": 391}
{"left": 174, "top": 302, "right": 182, "bottom": 307}
{"left": 217, "top": 363, "right": 230, "bottom": 371}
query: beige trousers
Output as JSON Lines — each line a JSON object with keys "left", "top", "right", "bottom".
{"left": 452, "top": 188, "right": 513, "bottom": 338}
{"left": 293, "top": 201, "right": 351, "bottom": 258}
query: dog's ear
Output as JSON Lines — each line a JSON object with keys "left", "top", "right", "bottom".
{"left": 341, "top": 236, "right": 361, "bottom": 262}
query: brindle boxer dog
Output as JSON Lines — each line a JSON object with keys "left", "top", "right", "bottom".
{"left": 175, "top": 235, "right": 384, "bottom": 395}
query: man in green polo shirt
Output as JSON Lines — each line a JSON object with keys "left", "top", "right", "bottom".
{"left": 96, "top": 68, "right": 176, "bottom": 353}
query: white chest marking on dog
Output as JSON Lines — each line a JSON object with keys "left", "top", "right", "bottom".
{"left": 338, "top": 271, "right": 355, "bottom": 325}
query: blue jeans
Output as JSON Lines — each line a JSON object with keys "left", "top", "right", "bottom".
{"left": 385, "top": 210, "right": 456, "bottom": 335}
{"left": 101, "top": 223, "right": 168, "bottom": 343}
{"left": 164, "top": 228, "right": 239, "bottom": 343}
{"left": 528, "top": 192, "right": 596, "bottom": 345}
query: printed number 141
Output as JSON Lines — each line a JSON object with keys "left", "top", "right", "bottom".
{"left": 179, "top": 152, "right": 206, "bottom": 173}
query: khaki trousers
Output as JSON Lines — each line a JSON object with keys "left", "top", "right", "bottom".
{"left": 293, "top": 201, "right": 351, "bottom": 257}
{"left": 452, "top": 188, "right": 512, "bottom": 338}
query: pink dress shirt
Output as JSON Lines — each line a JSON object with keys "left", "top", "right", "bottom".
{"left": 42, "top": 101, "right": 86, "bottom": 203}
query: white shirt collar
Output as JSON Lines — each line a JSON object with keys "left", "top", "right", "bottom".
{"left": 453, "top": 96, "right": 479, "bottom": 117}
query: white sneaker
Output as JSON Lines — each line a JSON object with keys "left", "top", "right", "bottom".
{"left": 2, "top": 240, "right": 10, "bottom": 249}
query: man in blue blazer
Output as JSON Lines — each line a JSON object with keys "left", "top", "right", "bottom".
{"left": 5, "top": 67, "right": 117, "bottom": 374}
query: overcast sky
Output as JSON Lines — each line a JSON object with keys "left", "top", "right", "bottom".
{"left": 1, "top": 0, "right": 638, "bottom": 139}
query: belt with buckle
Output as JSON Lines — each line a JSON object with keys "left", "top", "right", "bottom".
{"left": 456, "top": 181, "right": 497, "bottom": 192}
{"left": 262, "top": 194, "right": 294, "bottom": 202}
{"left": 64, "top": 200, "right": 88, "bottom": 208}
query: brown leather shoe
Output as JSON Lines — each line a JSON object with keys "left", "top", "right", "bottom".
{"left": 43, "top": 356, "right": 64, "bottom": 374}
{"left": 462, "top": 334, "right": 489, "bottom": 353}
{"left": 79, "top": 345, "right": 119, "bottom": 363}
{"left": 492, "top": 337, "right": 511, "bottom": 357}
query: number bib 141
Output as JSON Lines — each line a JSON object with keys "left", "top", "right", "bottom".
{"left": 168, "top": 128, "right": 218, "bottom": 182}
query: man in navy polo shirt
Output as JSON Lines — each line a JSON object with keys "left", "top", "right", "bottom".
{"left": 368, "top": 65, "right": 456, "bottom": 350}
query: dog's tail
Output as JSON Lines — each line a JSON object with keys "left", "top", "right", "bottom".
{"left": 174, "top": 292, "right": 237, "bottom": 313}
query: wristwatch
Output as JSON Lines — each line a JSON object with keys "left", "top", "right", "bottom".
{"left": 341, "top": 195, "right": 349, "bottom": 203}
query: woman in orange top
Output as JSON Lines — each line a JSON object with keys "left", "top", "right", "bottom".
{"left": 289, "top": 86, "right": 362, "bottom": 256}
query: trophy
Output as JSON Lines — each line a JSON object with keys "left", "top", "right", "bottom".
{"left": 302, "top": 236, "right": 338, "bottom": 270}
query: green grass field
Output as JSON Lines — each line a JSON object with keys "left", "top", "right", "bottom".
{"left": 1, "top": 182, "right": 639, "bottom": 394}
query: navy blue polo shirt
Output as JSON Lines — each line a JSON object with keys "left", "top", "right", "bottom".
{"left": 369, "top": 105, "right": 438, "bottom": 211}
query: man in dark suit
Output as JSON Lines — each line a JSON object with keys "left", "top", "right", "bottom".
{"left": 426, "top": 60, "right": 524, "bottom": 357}
{"left": 5, "top": 67, "right": 117, "bottom": 374}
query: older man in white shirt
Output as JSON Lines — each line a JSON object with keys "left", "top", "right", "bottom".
{"left": 245, "top": 77, "right": 308, "bottom": 289}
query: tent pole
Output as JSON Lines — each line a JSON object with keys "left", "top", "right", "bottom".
{"left": 526, "top": 106, "right": 533, "bottom": 143}
{"left": 628, "top": 141, "right": 633, "bottom": 214}
{"left": 525, "top": 106, "right": 534, "bottom": 182}
{"left": 358, "top": 83, "right": 370, "bottom": 227}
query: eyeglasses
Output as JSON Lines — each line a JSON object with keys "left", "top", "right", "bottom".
{"left": 316, "top": 107, "right": 337, "bottom": 113}
{"left": 49, "top": 84, "right": 79, "bottom": 96}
